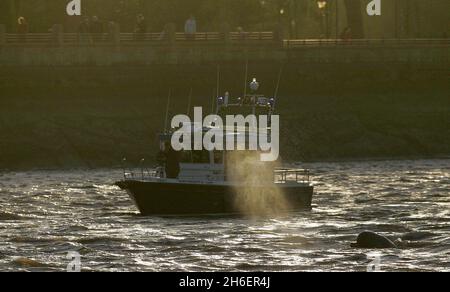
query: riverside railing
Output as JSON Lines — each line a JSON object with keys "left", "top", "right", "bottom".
{"left": 2, "top": 33, "right": 448, "bottom": 50}
{"left": 1, "top": 30, "right": 277, "bottom": 47}
{"left": 283, "top": 38, "right": 450, "bottom": 48}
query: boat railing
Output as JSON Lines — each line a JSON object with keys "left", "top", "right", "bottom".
{"left": 274, "top": 168, "right": 311, "bottom": 184}
{"left": 123, "top": 167, "right": 163, "bottom": 181}
{"left": 121, "top": 158, "right": 311, "bottom": 184}
{"left": 121, "top": 158, "right": 163, "bottom": 180}
{"left": 218, "top": 95, "right": 273, "bottom": 108}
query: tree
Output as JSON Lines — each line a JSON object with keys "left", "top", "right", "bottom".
{"left": 344, "top": 0, "right": 364, "bottom": 38}
{"left": 5, "top": 0, "right": 19, "bottom": 32}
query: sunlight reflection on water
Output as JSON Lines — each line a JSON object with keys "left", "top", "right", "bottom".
{"left": 0, "top": 159, "right": 448, "bottom": 272}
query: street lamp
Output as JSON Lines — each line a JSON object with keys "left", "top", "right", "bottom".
{"left": 260, "top": 0, "right": 266, "bottom": 30}
{"left": 278, "top": 7, "right": 285, "bottom": 38}
{"left": 317, "top": 0, "right": 327, "bottom": 10}
{"left": 317, "top": 0, "right": 329, "bottom": 39}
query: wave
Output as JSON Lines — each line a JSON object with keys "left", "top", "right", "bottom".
{"left": 0, "top": 212, "right": 26, "bottom": 221}
{"left": 76, "top": 236, "right": 127, "bottom": 244}
{"left": 401, "top": 231, "right": 437, "bottom": 241}
{"left": 10, "top": 236, "right": 64, "bottom": 244}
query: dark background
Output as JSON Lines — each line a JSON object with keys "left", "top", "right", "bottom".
{"left": 0, "top": 1, "right": 449, "bottom": 169}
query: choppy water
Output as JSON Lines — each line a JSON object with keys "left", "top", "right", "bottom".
{"left": 0, "top": 159, "right": 449, "bottom": 272}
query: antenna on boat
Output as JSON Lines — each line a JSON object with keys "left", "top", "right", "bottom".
{"left": 272, "top": 66, "right": 283, "bottom": 112}
{"left": 121, "top": 158, "right": 127, "bottom": 180}
{"left": 243, "top": 58, "right": 249, "bottom": 97}
{"left": 216, "top": 64, "right": 220, "bottom": 100}
{"left": 186, "top": 88, "right": 192, "bottom": 117}
{"left": 164, "top": 89, "right": 171, "bottom": 133}
{"left": 211, "top": 88, "right": 216, "bottom": 114}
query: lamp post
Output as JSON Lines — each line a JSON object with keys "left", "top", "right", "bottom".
{"left": 260, "top": 0, "right": 266, "bottom": 31}
{"left": 335, "top": 0, "right": 339, "bottom": 39}
{"left": 292, "top": 0, "right": 298, "bottom": 39}
{"left": 317, "top": 0, "right": 329, "bottom": 39}
{"left": 279, "top": 6, "right": 286, "bottom": 38}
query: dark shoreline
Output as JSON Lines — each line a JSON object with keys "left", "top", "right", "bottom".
{"left": 0, "top": 86, "right": 448, "bottom": 170}
{"left": 1, "top": 156, "right": 449, "bottom": 173}
{"left": 0, "top": 62, "right": 448, "bottom": 171}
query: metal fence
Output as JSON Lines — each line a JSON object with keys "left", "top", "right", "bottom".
{"left": 2, "top": 31, "right": 276, "bottom": 46}
{"left": 3, "top": 32, "right": 448, "bottom": 49}
{"left": 284, "top": 38, "right": 450, "bottom": 48}
{"left": 274, "top": 168, "right": 311, "bottom": 184}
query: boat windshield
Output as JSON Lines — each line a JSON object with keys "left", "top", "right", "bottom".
{"left": 218, "top": 104, "right": 271, "bottom": 117}
{"left": 180, "top": 150, "right": 211, "bottom": 164}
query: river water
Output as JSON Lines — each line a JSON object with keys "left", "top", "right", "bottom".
{"left": 0, "top": 159, "right": 448, "bottom": 272}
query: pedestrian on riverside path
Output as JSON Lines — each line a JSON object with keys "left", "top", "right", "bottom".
{"left": 78, "top": 17, "right": 92, "bottom": 45}
{"left": 340, "top": 27, "right": 352, "bottom": 43}
{"left": 17, "top": 17, "right": 29, "bottom": 42}
{"left": 90, "top": 16, "right": 104, "bottom": 43}
{"left": 184, "top": 15, "right": 197, "bottom": 41}
{"left": 134, "top": 14, "right": 147, "bottom": 40}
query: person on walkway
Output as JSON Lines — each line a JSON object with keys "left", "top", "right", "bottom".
{"left": 340, "top": 27, "right": 352, "bottom": 42}
{"left": 134, "top": 14, "right": 147, "bottom": 40}
{"left": 17, "top": 17, "right": 29, "bottom": 42}
{"left": 184, "top": 15, "right": 197, "bottom": 41}
{"left": 78, "top": 17, "right": 92, "bottom": 45}
{"left": 90, "top": 16, "right": 104, "bottom": 42}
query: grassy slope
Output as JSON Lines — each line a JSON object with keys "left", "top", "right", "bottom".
{"left": 0, "top": 83, "right": 448, "bottom": 170}
{"left": 0, "top": 61, "right": 448, "bottom": 170}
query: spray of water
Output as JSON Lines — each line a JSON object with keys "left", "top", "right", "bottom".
{"left": 227, "top": 151, "right": 288, "bottom": 217}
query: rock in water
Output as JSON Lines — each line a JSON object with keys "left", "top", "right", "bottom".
{"left": 12, "top": 257, "right": 47, "bottom": 268}
{"left": 351, "top": 231, "right": 397, "bottom": 249}
{"left": 0, "top": 212, "right": 23, "bottom": 221}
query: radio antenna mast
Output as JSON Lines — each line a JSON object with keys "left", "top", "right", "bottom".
{"left": 164, "top": 89, "right": 171, "bottom": 133}
{"left": 216, "top": 64, "right": 220, "bottom": 100}
{"left": 243, "top": 58, "right": 249, "bottom": 97}
{"left": 272, "top": 66, "right": 283, "bottom": 111}
{"left": 186, "top": 88, "right": 192, "bottom": 117}
{"left": 211, "top": 88, "right": 216, "bottom": 114}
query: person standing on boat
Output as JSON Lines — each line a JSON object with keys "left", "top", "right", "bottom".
{"left": 163, "top": 142, "right": 181, "bottom": 179}
{"left": 184, "top": 15, "right": 197, "bottom": 41}
{"left": 224, "top": 92, "right": 230, "bottom": 106}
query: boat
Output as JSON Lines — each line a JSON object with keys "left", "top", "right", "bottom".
{"left": 115, "top": 79, "right": 314, "bottom": 216}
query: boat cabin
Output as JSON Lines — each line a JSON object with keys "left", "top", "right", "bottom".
{"left": 122, "top": 78, "right": 310, "bottom": 186}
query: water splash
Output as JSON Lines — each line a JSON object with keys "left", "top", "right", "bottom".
{"left": 226, "top": 151, "right": 288, "bottom": 217}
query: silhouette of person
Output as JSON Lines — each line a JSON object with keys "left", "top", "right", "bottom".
{"left": 184, "top": 15, "right": 197, "bottom": 41}
{"left": 17, "top": 17, "right": 28, "bottom": 42}
{"left": 163, "top": 142, "right": 181, "bottom": 179}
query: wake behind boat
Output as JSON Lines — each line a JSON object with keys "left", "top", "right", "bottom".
{"left": 116, "top": 79, "right": 314, "bottom": 215}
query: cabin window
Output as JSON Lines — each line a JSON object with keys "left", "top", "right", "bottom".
{"left": 214, "top": 151, "right": 223, "bottom": 164}
{"left": 180, "top": 151, "right": 193, "bottom": 163}
{"left": 226, "top": 150, "right": 259, "bottom": 164}
{"left": 192, "top": 150, "right": 210, "bottom": 163}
